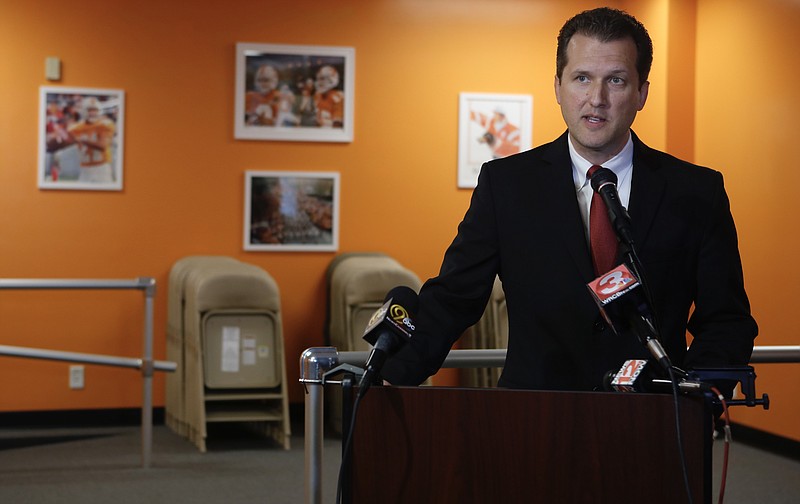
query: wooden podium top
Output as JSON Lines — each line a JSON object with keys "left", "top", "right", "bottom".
{"left": 349, "top": 386, "right": 712, "bottom": 504}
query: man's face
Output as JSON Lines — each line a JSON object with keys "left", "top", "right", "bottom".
{"left": 83, "top": 98, "right": 101, "bottom": 123}
{"left": 255, "top": 66, "right": 278, "bottom": 94}
{"left": 85, "top": 107, "right": 100, "bottom": 123}
{"left": 554, "top": 34, "right": 649, "bottom": 164}
{"left": 315, "top": 66, "right": 338, "bottom": 94}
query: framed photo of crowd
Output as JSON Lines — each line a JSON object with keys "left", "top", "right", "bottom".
{"left": 457, "top": 92, "right": 532, "bottom": 189}
{"left": 234, "top": 43, "right": 355, "bottom": 142}
{"left": 244, "top": 170, "right": 340, "bottom": 252}
{"left": 38, "top": 86, "right": 125, "bottom": 191}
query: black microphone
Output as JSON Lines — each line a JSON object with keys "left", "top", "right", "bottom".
{"left": 590, "top": 167, "right": 635, "bottom": 246}
{"left": 359, "top": 286, "right": 418, "bottom": 393}
{"left": 604, "top": 359, "right": 657, "bottom": 392}
{"left": 604, "top": 359, "right": 709, "bottom": 394}
{"left": 587, "top": 263, "right": 672, "bottom": 371}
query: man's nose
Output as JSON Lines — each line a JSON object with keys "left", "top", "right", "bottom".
{"left": 587, "top": 82, "right": 608, "bottom": 107}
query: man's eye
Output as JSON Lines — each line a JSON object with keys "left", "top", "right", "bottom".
{"left": 576, "top": 75, "right": 589, "bottom": 83}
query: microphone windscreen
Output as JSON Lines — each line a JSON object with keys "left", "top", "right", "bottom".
{"left": 384, "top": 285, "right": 419, "bottom": 314}
{"left": 590, "top": 166, "right": 618, "bottom": 192}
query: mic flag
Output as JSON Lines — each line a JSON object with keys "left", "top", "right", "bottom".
{"left": 586, "top": 262, "right": 644, "bottom": 335}
{"left": 608, "top": 359, "right": 651, "bottom": 392}
{"left": 362, "top": 286, "right": 418, "bottom": 347}
{"left": 587, "top": 263, "right": 673, "bottom": 371}
{"left": 360, "top": 286, "right": 418, "bottom": 389}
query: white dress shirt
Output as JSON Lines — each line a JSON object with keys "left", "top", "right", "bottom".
{"left": 569, "top": 133, "right": 634, "bottom": 245}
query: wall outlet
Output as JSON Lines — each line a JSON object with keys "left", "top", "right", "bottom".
{"left": 69, "top": 365, "right": 84, "bottom": 389}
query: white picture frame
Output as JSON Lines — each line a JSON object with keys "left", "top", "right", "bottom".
{"left": 244, "top": 170, "right": 340, "bottom": 252}
{"left": 234, "top": 43, "right": 355, "bottom": 142}
{"left": 39, "top": 86, "right": 125, "bottom": 191}
{"left": 457, "top": 92, "right": 533, "bottom": 188}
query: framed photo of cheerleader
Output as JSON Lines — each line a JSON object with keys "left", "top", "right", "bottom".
{"left": 38, "top": 86, "right": 125, "bottom": 191}
{"left": 234, "top": 43, "right": 355, "bottom": 143}
{"left": 244, "top": 170, "right": 340, "bottom": 252}
{"left": 457, "top": 92, "right": 532, "bottom": 189}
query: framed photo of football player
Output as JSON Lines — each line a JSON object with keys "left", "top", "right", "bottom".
{"left": 38, "top": 86, "right": 125, "bottom": 191}
{"left": 244, "top": 170, "right": 340, "bottom": 251}
{"left": 457, "top": 92, "right": 533, "bottom": 189}
{"left": 234, "top": 43, "right": 355, "bottom": 143}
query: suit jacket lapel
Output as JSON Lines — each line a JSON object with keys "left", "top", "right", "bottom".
{"left": 540, "top": 132, "right": 596, "bottom": 281}
{"left": 629, "top": 131, "right": 666, "bottom": 250}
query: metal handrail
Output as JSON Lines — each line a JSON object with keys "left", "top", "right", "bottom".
{"left": 0, "top": 277, "right": 174, "bottom": 469}
{"left": 750, "top": 345, "right": 800, "bottom": 363}
{"left": 0, "top": 344, "right": 176, "bottom": 372}
{"left": 300, "top": 344, "right": 800, "bottom": 504}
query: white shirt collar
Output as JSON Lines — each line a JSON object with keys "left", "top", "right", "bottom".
{"left": 569, "top": 133, "right": 635, "bottom": 191}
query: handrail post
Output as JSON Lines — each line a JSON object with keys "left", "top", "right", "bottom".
{"left": 299, "top": 347, "right": 339, "bottom": 504}
{"left": 140, "top": 277, "right": 156, "bottom": 469}
{"left": 0, "top": 277, "right": 169, "bottom": 469}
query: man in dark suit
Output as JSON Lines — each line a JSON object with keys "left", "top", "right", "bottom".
{"left": 383, "top": 7, "right": 757, "bottom": 393}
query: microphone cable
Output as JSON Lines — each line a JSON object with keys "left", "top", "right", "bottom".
{"left": 710, "top": 386, "right": 731, "bottom": 504}
{"left": 668, "top": 365, "right": 694, "bottom": 504}
{"left": 334, "top": 372, "right": 372, "bottom": 504}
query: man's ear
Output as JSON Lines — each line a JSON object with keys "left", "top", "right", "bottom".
{"left": 554, "top": 75, "right": 562, "bottom": 105}
{"left": 637, "top": 80, "right": 650, "bottom": 111}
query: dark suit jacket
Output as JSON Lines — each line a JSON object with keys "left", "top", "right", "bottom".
{"left": 383, "top": 131, "right": 757, "bottom": 391}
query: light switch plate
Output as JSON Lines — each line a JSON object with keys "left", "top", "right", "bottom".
{"left": 45, "top": 57, "right": 61, "bottom": 81}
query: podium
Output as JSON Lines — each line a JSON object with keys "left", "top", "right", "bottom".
{"left": 347, "top": 386, "right": 712, "bottom": 503}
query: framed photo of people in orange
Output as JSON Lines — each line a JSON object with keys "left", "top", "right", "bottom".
{"left": 244, "top": 170, "right": 340, "bottom": 252}
{"left": 38, "top": 86, "right": 125, "bottom": 191}
{"left": 234, "top": 43, "right": 354, "bottom": 143}
{"left": 457, "top": 93, "right": 532, "bottom": 189}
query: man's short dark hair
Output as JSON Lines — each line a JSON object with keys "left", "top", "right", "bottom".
{"left": 556, "top": 7, "right": 653, "bottom": 88}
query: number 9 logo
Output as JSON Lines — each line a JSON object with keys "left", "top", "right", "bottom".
{"left": 390, "top": 304, "right": 409, "bottom": 323}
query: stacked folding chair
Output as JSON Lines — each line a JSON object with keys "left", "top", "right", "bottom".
{"left": 167, "top": 256, "right": 290, "bottom": 452}
{"left": 325, "top": 252, "right": 422, "bottom": 433}
{"left": 460, "top": 276, "right": 508, "bottom": 387}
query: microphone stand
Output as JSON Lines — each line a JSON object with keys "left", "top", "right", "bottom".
{"left": 614, "top": 222, "right": 693, "bottom": 504}
{"left": 617, "top": 239, "right": 673, "bottom": 371}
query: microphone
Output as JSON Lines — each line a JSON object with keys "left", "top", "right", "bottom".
{"left": 604, "top": 359, "right": 710, "bottom": 394}
{"left": 590, "top": 167, "right": 634, "bottom": 246}
{"left": 359, "top": 286, "right": 418, "bottom": 392}
{"left": 604, "top": 359, "right": 651, "bottom": 392}
{"left": 587, "top": 263, "right": 672, "bottom": 371}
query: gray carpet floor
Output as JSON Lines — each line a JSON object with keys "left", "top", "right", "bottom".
{"left": 0, "top": 422, "right": 340, "bottom": 503}
{"left": 0, "top": 421, "right": 797, "bottom": 503}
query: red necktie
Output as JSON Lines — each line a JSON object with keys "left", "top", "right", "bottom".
{"left": 588, "top": 165, "right": 618, "bottom": 275}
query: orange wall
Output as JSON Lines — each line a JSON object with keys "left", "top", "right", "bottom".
{"left": 694, "top": 0, "right": 800, "bottom": 442}
{"left": 664, "top": 0, "right": 696, "bottom": 160}
{"left": 0, "top": 0, "right": 795, "bottom": 442}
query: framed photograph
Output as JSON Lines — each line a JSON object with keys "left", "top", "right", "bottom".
{"left": 244, "top": 170, "right": 340, "bottom": 252}
{"left": 38, "top": 86, "right": 125, "bottom": 191}
{"left": 234, "top": 43, "right": 355, "bottom": 142}
{"left": 457, "top": 92, "right": 533, "bottom": 188}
